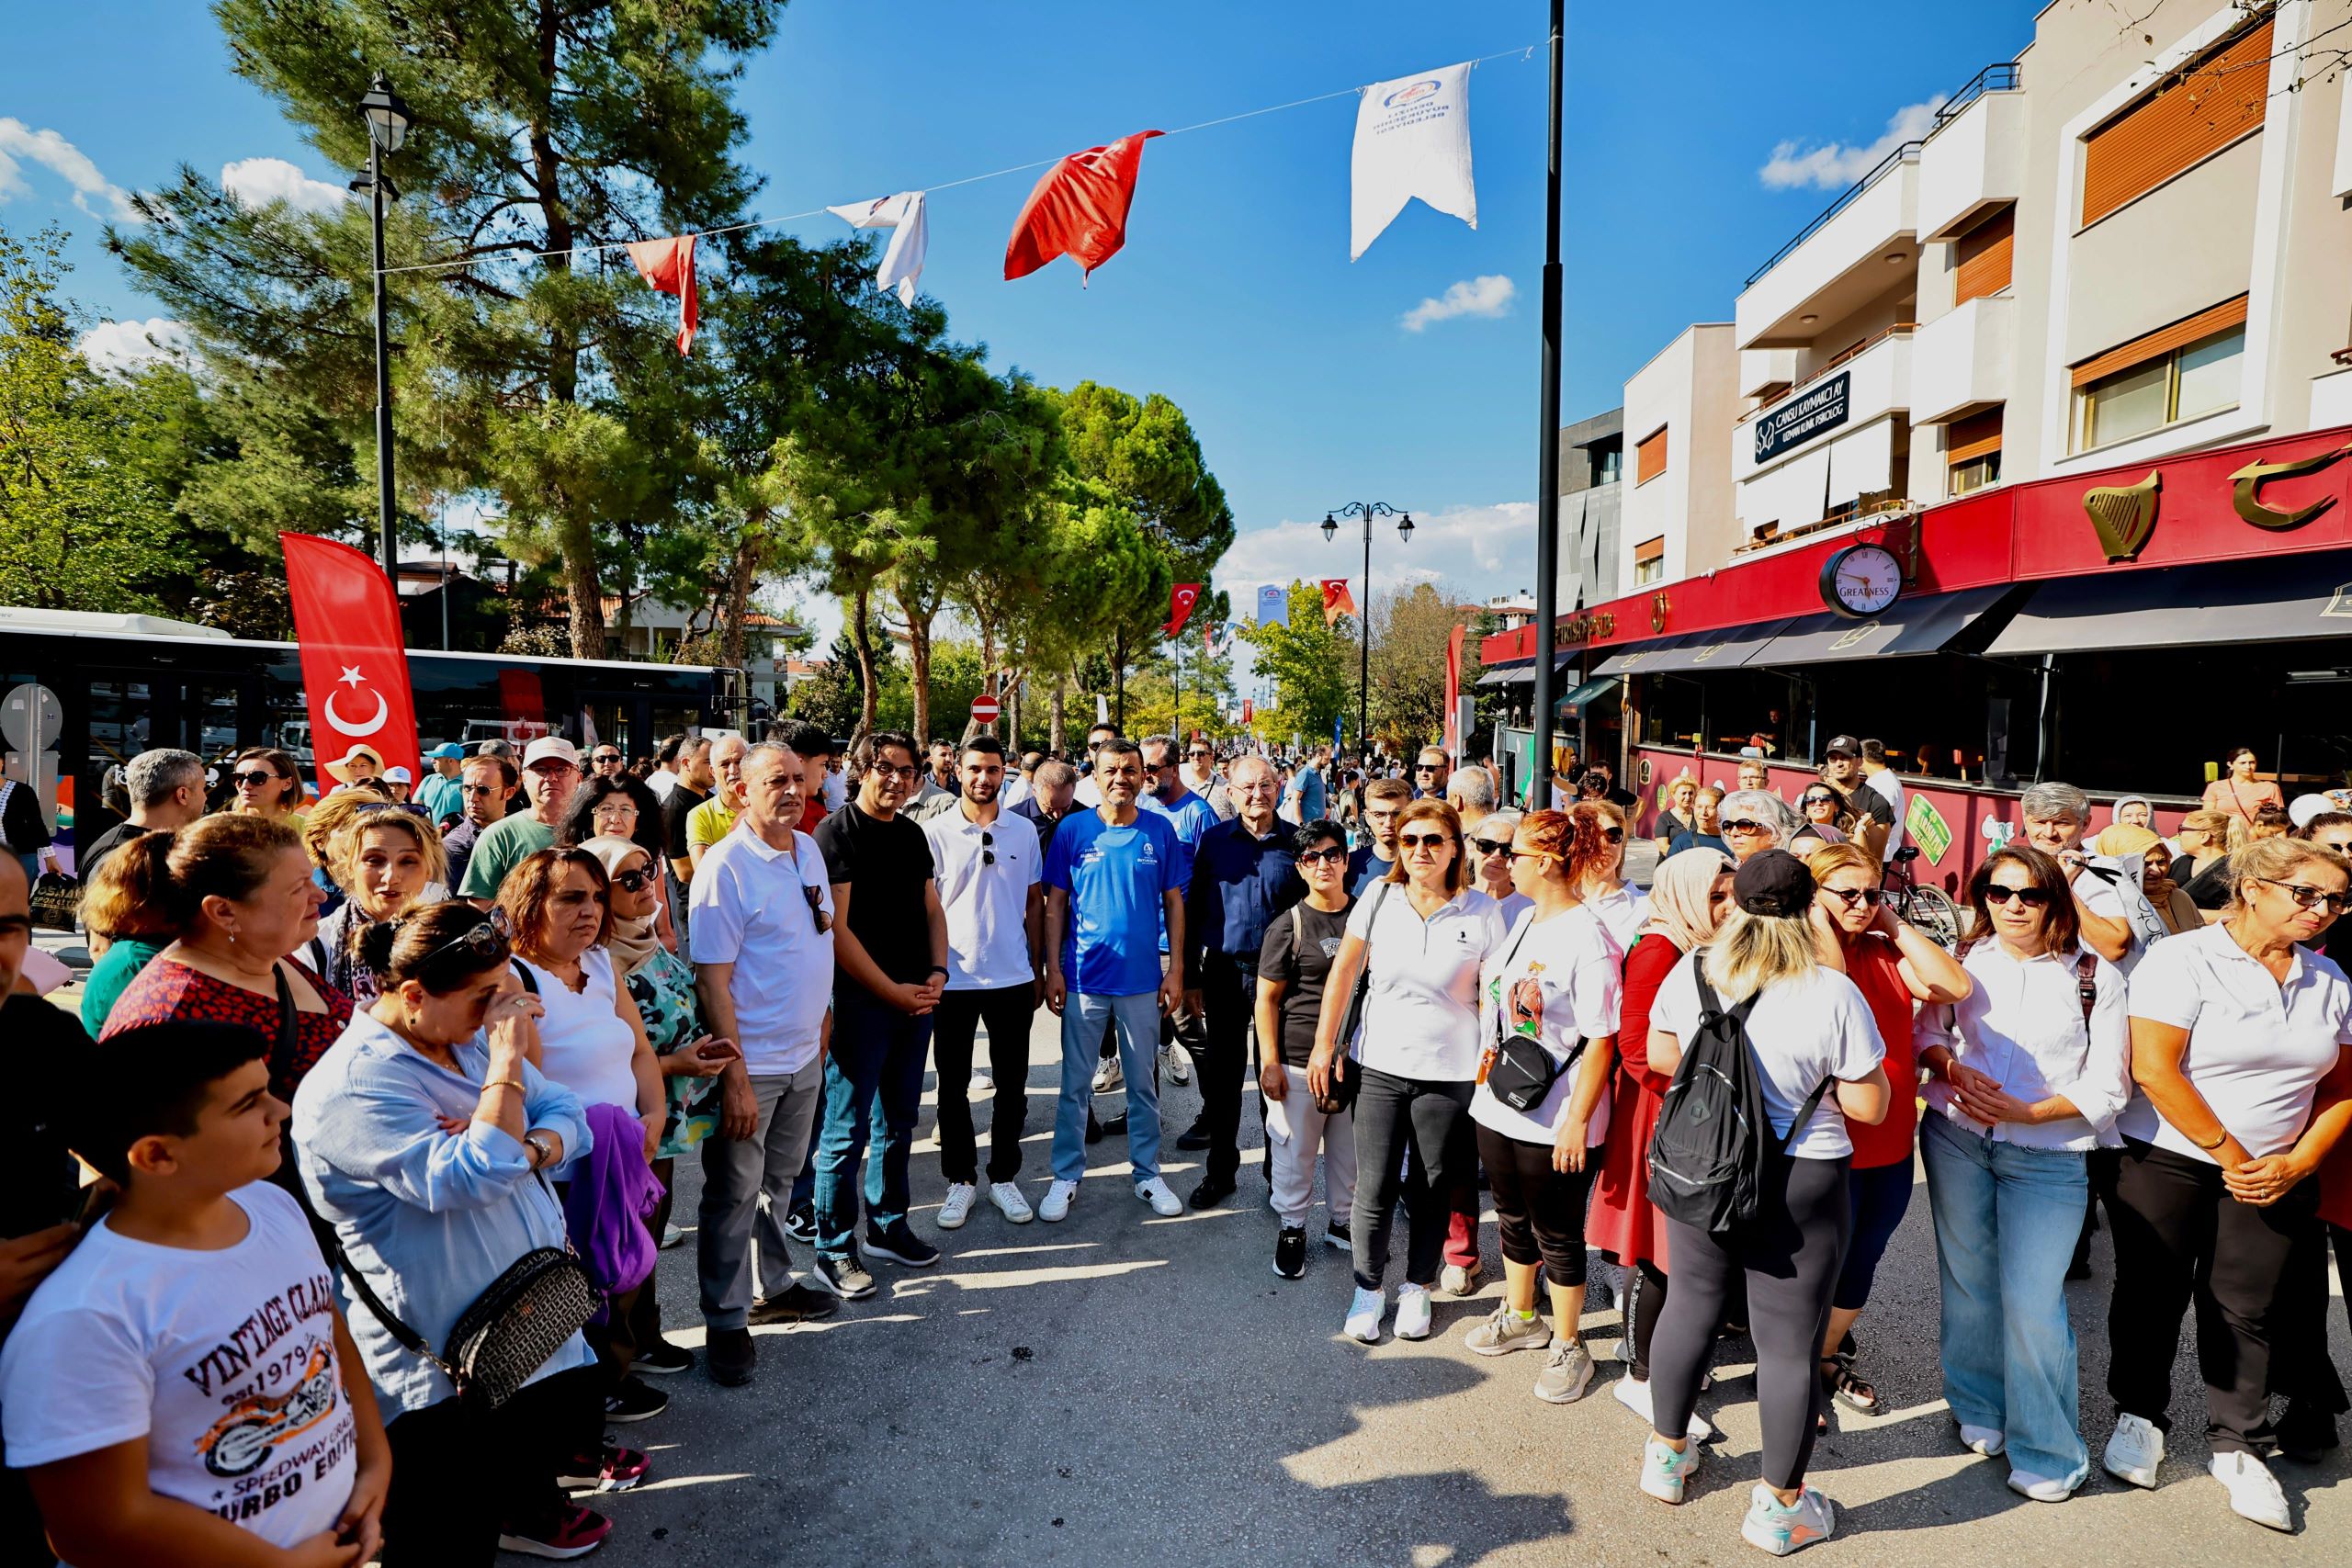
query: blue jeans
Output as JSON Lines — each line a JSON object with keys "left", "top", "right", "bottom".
{"left": 813, "top": 986, "right": 933, "bottom": 1257}
{"left": 1051, "top": 992, "right": 1161, "bottom": 1183}
{"left": 1921, "top": 1114, "right": 2091, "bottom": 1485}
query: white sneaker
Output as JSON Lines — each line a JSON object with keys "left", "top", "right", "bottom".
{"left": 1091, "top": 1055, "right": 1124, "bottom": 1093}
{"left": 1039, "top": 1179, "right": 1079, "bottom": 1223}
{"left": 1345, "top": 1287, "right": 1385, "bottom": 1343}
{"left": 2209, "top": 1451, "right": 2291, "bottom": 1530}
{"left": 1958, "top": 1424, "right": 2006, "bottom": 1458}
{"left": 1438, "top": 1261, "right": 1484, "bottom": 1298}
{"left": 968, "top": 1067, "right": 993, "bottom": 1098}
{"left": 1612, "top": 1372, "right": 1715, "bottom": 1441}
{"left": 937, "top": 1182, "right": 977, "bottom": 1230}
{"left": 988, "top": 1181, "right": 1034, "bottom": 1224}
{"left": 1640, "top": 1436, "right": 1702, "bottom": 1505}
{"left": 2103, "top": 1413, "right": 2164, "bottom": 1489}
{"left": 2006, "top": 1468, "right": 2075, "bottom": 1503}
{"left": 1394, "top": 1282, "right": 1434, "bottom": 1340}
{"left": 1136, "top": 1177, "right": 1182, "bottom": 1217}
{"left": 1166, "top": 1044, "right": 1192, "bottom": 1085}
{"left": 1741, "top": 1483, "right": 1836, "bottom": 1556}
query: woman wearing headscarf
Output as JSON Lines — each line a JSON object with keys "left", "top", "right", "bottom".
{"left": 1587, "top": 847, "right": 1736, "bottom": 1433}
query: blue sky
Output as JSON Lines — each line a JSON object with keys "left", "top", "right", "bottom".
{"left": 3, "top": 0, "right": 2044, "bottom": 651}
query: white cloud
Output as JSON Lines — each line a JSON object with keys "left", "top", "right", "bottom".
{"left": 1398, "top": 274, "right": 1516, "bottom": 333}
{"left": 78, "top": 317, "right": 195, "bottom": 377}
{"left": 221, "top": 156, "right": 348, "bottom": 215}
{"left": 1759, "top": 99, "right": 1945, "bottom": 191}
{"left": 0, "top": 118, "right": 140, "bottom": 221}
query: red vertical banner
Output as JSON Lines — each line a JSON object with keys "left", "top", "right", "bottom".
{"left": 1442, "top": 623, "right": 1465, "bottom": 760}
{"left": 279, "top": 534, "right": 422, "bottom": 794}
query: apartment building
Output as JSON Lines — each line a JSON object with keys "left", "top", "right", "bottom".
{"left": 1557, "top": 408, "right": 1624, "bottom": 608}
{"left": 1619, "top": 325, "right": 1742, "bottom": 588}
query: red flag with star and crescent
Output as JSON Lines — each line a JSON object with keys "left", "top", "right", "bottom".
{"left": 1004, "top": 130, "right": 1164, "bottom": 286}
{"left": 280, "top": 534, "right": 423, "bottom": 795}
{"left": 1162, "top": 582, "right": 1202, "bottom": 637}
{"left": 1320, "top": 579, "right": 1357, "bottom": 626}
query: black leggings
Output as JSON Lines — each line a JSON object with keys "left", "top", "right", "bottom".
{"left": 1349, "top": 1066, "right": 1476, "bottom": 1292}
{"left": 1621, "top": 1258, "right": 1669, "bottom": 1381}
{"left": 1650, "top": 1155, "right": 1851, "bottom": 1489}
{"left": 381, "top": 1365, "right": 602, "bottom": 1564}
{"left": 1476, "top": 1122, "right": 1593, "bottom": 1288}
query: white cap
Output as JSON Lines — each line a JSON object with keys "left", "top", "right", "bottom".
{"left": 2290, "top": 793, "right": 2335, "bottom": 829}
{"left": 523, "top": 735, "right": 581, "bottom": 769}
{"left": 383, "top": 765, "right": 413, "bottom": 784}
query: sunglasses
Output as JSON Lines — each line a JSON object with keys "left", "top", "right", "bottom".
{"left": 232, "top": 771, "right": 283, "bottom": 788}
{"left": 1825, "top": 886, "right": 1884, "bottom": 908}
{"left": 1471, "top": 838, "right": 1511, "bottom": 856}
{"left": 981, "top": 829, "right": 996, "bottom": 867}
{"left": 1722, "top": 819, "right": 1769, "bottom": 835}
{"left": 1397, "top": 832, "right": 1452, "bottom": 851}
{"left": 611, "top": 867, "right": 656, "bottom": 893}
{"left": 2259, "top": 878, "right": 2352, "bottom": 914}
{"left": 1984, "top": 885, "right": 2053, "bottom": 908}
{"left": 593, "top": 753, "right": 622, "bottom": 763}
{"left": 425, "top": 908, "right": 512, "bottom": 964}
{"left": 1415, "top": 764, "right": 1442, "bottom": 773}
{"left": 1188, "top": 750, "right": 1211, "bottom": 760}
{"left": 1802, "top": 795, "right": 1838, "bottom": 807}
{"left": 461, "top": 784, "right": 502, "bottom": 796}
{"left": 1599, "top": 826, "right": 1624, "bottom": 844}
{"left": 1298, "top": 845, "right": 1348, "bottom": 865}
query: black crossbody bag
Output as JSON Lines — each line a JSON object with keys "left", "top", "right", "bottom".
{"left": 1482, "top": 918, "right": 1587, "bottom": 1114}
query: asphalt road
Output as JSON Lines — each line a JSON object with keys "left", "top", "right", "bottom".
{"left": 595, "top": 1006, "right": 2350, "bottom": 1568}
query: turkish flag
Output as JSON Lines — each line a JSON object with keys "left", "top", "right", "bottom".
{"left": 281, "top": 535, "right": 422, "bottom": 795}
{"left": 1320, "top": 579, "right": 1357, "bottom": 626}
{"left": 626, "top": 235, "right": 698, "bottom": 355}
{"left": 1004, "top": 130, "right": 1164, "bottom": 285}
{"left": 1442, "top": 623, "right": 1465, "bottom": 757}
{"left": 1163, "top": 582, "right": 1202, "bottom": 637}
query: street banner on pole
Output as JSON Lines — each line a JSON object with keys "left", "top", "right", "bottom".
{"left": 1255, "top": 583, "right": 1289, "bottom": 627}
{"left": 1442, "top": 622, "right": 1465, "bottom": 758}
{"left": 280, "top": 533, "right": 423, "bottom": 795}
{"left": 1351, "top": 62, "right": 1477, "bottom": 260}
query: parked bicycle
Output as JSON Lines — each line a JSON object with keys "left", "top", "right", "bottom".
{"left": 1882, "top": 845, "right": 1962, "bottom": 946}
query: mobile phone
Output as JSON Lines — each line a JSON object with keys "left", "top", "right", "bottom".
{"left": 70, "top": 1181, "right": 115, "bottom": 1228}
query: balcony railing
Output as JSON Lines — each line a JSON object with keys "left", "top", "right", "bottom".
{"left": 1745, "top": 62, "right": 2022, "bottom": 287}
{"left": 1742, "top": 324, "right": 1916, "bottom": 423}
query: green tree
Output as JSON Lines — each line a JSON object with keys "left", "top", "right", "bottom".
{"left": 1369, "top": 581, "right": 1470, "bottom": 750}
{"left": 1248, "top": 581, "right": 1356, "bottom": 744}
{"left": 0, "top": 225, "right": 180, "bottom": 612}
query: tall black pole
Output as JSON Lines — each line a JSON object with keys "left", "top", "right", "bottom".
{"left": 369, "top": 138, "right": 397, "bottom": 587}
{"left": 1531, "top": 0, "right": 1565, "bottom": 806}
{"left": 1359, "top": 509, "right": 1372, "bottom": 762}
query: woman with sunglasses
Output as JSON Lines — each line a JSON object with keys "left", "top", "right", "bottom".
{"left": 1470, "top": 808, "right": 1532, "bottom": 926}
{"left": 1589, "top": 848, "right": 1736, "bottom": 1433}
{"left": 1792, "top": 787, "right": 1849, "bottom": 850}
{"left": 499, "top": 848, "right": 671, "bottom": 1424}
{"left": 1579, "top": 801, "right": 1651, "bottom": 951}
{"left": 1312, "top": 798, "right": 1506, "bottom": 1344}
{"left": 1801, "top": 842, "right": 1968, "bottom": 1426}
{"left": 1716, "top": 788, "right": 1802, "bottom": 866}
{"left": 309, "top": 806, "right": 450, "bottom": 1008}
{"left": 1911, "top": 845, "right": 2126, "bottom": 1502}
{"left": 558, "top": 774, "right": 679, "bottom": 953}
{"left": 228, "top": 746, "right": 307, "bottom": 827}
{"left": 2101, "top": 836, "right": 2352, "bottom": 1529}
{"left": 1461, "top": 807, "right": 1622, "bottom": 1404}
{"left": 1257, "top": 818, "right": 1359, "bottom": 1277}
{"left": 293, "top": 900, "right": 631, "bottom": 1561}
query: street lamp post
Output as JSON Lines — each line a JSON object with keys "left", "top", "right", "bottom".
{"left": 1322, "top": 502, "right": 1413, "bottom": 765}
{"left": 356, "top": 73, "right": 412, "bottom": 587}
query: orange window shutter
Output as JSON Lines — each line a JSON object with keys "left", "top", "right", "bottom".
{"left": 1635, "top": 427, "right": 1668, "bottom": 484}
{"left": 1946, "top": 407, "right": 2004, "bottom": 465}
{"left": 1634, "top": 536, "right": 1666, "bottom": 565}
{"left": 2071, "top": 295, "right": 2248, "bottom": 388}
{"left": 1952, "top": 208, "right": 2014, "bottom": 304}
{"left": 2081, "top": 18, "right": 2271, "bottom": 227}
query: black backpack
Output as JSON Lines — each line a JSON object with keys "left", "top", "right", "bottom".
{"left": 1645, "top": 964, "right": 1831, "bottom": 1234}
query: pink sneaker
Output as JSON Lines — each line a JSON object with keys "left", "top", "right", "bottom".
{"left": 558, "top": 1443, "right": 650, "bottom": 1493}
{"left": 499, "top": 1502, "right": 615, "bottom": 1559}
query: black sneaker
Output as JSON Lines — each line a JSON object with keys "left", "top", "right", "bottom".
{"left": 1086, "top": 1110, "right": 1104, "bottom": 1145}
{"left": 1326, "top": 1220, "right": 1352, "bottom": 1251}
{"left": 1189, "top": 1173, "right": 1236, "bottom": 1211}
{"left": 707, "top": 1326, "right": 755, "bottom": 1387}
{"left": 603, "top": 1375, "right": 668, "bottom": 1423}
{"left": 864, "top": 1224, "right": 941, "bottom": 1268}
{"left": 1273, "top": 1225, "right": 1307, "bottom": 1280}
{"left": 747, "top": 1281, "right": 842, "bottom": 1325}
{"left": 1100, "top": 1111, "right": 1129, "bottom": 1136}
{"left": 1176, "top": 1121, "right": 1214, "bottom": 1151}
{"left": 634, "top": 1339, "right": 694, "bottom": 1377}
{"left": 814, "top": 1250, "right": 878, "bottom": 1300}
{"left": 783, "top": 1203, "right": 818, "bottom": 1246}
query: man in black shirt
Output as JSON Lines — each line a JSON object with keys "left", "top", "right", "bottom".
{"left": 77, "top": 748, "right": 206, "bottom": 884}
{"left": 809, "top": 731, "right": 949, "bottom": 1300}
{"left": 662, "top": 737, "right": 713, "bottom": 945}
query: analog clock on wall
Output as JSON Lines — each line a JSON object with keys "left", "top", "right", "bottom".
{"left": 1819, "top": 543, "right": 1903, "bottom": 618}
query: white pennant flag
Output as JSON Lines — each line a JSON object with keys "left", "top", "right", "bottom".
{"left": 1350, "top": 62, "right": 1476, "bottom": 261}
{"left": 826, "top": 190, "right": 929, "bottom": 307}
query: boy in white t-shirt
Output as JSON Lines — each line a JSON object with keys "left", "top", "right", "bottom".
{"left": 1, "top": 1021, "right": 389, "bottom": 1568}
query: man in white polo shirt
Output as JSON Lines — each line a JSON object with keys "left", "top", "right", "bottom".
{"left": 690, "top": 740, "right": 838, "bottom": 1388}
{"left": 2021, "top": 781, "right": 2136, "bottom": 968}
{"left": 923, "top": 736, "right": 1045, "bottom": 1228}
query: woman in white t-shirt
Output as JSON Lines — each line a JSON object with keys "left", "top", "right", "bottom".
{"left": 1580, "top": 798, "right": 1650, "bottom": 950}
{"left": 2101, "top": 837, "right": 2352, "bottom": 1531}
{"left": 1462, "top": 806, "right": 1622, "bottom": 1406}
{"left": 1636, "top": 851, "right": 1891, "bottom": 1553}
{"left": 1311, "top": 798, "right": 1506, "bottom": 1346}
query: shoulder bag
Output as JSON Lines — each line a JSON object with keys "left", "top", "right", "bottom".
{"left": 1481, "top": 914, "right": 1586, "bottom": 1114}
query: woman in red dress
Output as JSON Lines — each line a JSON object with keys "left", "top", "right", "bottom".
{"left": 1587, "top": 846, "right": 1735, "bottom": 1429}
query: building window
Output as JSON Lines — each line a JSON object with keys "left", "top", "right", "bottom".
{"left": 2072, "top": 296, "right": 2247, "bottom": 451}
{"left": 2080, "top": 17, "right": 2270, "bottom": 228}
{"left": 1596, "top": 446, "right": 1623, "bottom": 485}
{"left": 1950, "top": 454, "right": 2002, "bottom": 495}
{"left": 1952, "top": 206, "right": 2013, "bottom": 305}
{"left": 1947, "top": 405, "right": 2003, "bottom": 495}
{"left": 1634, "top": 536, "right": 1666, "bottom": 585}
{"left": 1634, "top": 426, "right": 1668, "bottom": 486}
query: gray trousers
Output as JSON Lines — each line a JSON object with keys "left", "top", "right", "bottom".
{"left": 697, "top": 1064, "right": 822, "bottom": 1328}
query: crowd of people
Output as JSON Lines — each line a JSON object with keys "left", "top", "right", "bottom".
{"left": 2, "top": 718, "right": 2350, "bottom": 1564}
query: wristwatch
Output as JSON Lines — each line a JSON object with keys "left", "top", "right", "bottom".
{"left": 524, "top": 1132, "right": 556, "bottom": 1169}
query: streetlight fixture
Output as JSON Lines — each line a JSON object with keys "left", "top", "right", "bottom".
{"left": 1322, "top": 501, "right": 1411, "bottom": 761}
{"left": 354, "top": 72, "right": 411, "bottom": 587}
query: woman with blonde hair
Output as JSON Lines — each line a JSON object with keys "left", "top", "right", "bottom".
{"left": 308, "top": 805, "right": 450, "bottom": 1005}
{"left": 300, "top": 780, "right": 396, "bottom": 917}
{"left": 1635, "top": 851, "right": 1892, "bottom": 1553}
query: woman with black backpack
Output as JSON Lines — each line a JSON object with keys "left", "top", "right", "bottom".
{"left": 1636, "top": 851, "right": 1891, "bottom": 1557}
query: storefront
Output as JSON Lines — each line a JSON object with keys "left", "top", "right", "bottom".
{"left": 1482, "top": 424, "right": 2352, "bottom": 893}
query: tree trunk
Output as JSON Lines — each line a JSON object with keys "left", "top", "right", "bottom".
{"left": 1113, "top": 626, "right": 1126, "bottom": 729}
{"left": 899, "top": 587, "right": 933, "bottom": 745}
{"left": 1005, "top": 666, "right": 1023, "bottom": 751}
{"left": 534, "top": 0, "right": 604, "bottom": 662}
{"left": 1049, "top": 676, "right": 1066, "bottom": 754}
{"left": 977, "top": 620, "right": 999, "bottom": 741}
{"left": 719, "top": 520, "right": 760, "bottom": 671}
{"left": 850, "top": 580, "right": 878, "bottom": 743}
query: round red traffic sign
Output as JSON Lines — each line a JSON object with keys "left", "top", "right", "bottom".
{"left": 970, "top": 694, "right": 1001, "bottom": 724}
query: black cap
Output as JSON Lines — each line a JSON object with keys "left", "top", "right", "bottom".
{"left": 1733, "top": 849, "right": 1815, "bottom": 916}
{"left": 1825, "top": 734, "right": 1861, "bottom": 757}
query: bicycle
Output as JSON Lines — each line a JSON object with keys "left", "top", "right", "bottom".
{"left": 1882, "top": 845, "right": 1962, "bottom": 948}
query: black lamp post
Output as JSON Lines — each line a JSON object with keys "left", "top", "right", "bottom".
{"left": 355, "top": 73, "right": 411, "bottom": 586}
{"left": 1322, "top": 502, "right": 1412, "bottom": 762}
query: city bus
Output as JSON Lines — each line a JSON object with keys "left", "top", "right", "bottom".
{"left": 0, "top": 607, "right": 751, "bottom": 863}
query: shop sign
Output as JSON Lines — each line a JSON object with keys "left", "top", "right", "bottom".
{"left": 1754, "top": 371, "right": 1849, "bottom": 463}
{"left": 1560, "top": 611, "right": 1615, "bottom": 644}
{"left": 1906, "top": 794, "right": 1953, "bottom": 865}
{"left": 2080, "top": 441, "right": 2352, "bottom": 562}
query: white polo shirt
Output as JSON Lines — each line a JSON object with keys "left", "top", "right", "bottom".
{"left": 924, "top": 805, "right": 1042, "bottom": 991}
{"left": 2120, "top": 922, "right": 2352, "bottom": 1161}
{"left": 1346, "top": 883, "right": 1507, "bottom": 1082}
{"left": 1917, "top": 940, "right": 2131, "bottom": 1150}
{"left": 688, "top": 824, "right": 835, "bottom": 1077}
